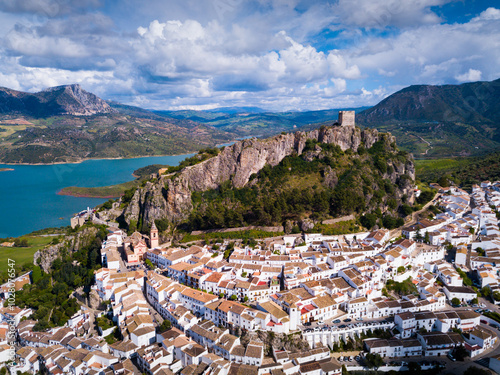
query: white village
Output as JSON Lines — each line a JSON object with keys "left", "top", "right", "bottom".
{"left": 4, "top": 181, "right": 500, "bottom": 374}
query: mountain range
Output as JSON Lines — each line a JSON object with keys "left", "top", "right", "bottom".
{"left": 358, "top": 78, "right": 500, "bottom": 125}
{"left": 0, "top": 84, "right": 115, "bottom": 117}
{"left": 0, "top": 78, "right": 499, "bottom": 163}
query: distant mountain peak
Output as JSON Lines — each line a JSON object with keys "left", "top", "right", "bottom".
{"left": 42, "top": 83, "right": 82, "bottom": 92}
{"left": 358, "top": 78, "right": 500, "bottom": 124}
{"left": 0, "top": 84, "right": 115, "bottom": 117}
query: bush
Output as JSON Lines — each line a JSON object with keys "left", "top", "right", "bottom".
{"left": 14, "top": 238, "right": 29, "bottom": 247}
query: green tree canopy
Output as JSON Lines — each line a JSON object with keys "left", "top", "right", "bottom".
{"left": 365, "top": 353, "right": 384, "bottom": 369}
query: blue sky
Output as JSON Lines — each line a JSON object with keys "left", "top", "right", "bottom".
{"left": 0, "top": 0, "right": 498, "bottom": 111}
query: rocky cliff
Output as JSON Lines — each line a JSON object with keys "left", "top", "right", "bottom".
{"left": 34, "top": 226, "right": 99, "bottom": 272}
{"left": 123, "top": 125, "right": 412, "bottom": 228}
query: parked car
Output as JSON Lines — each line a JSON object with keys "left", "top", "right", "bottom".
{"left": 480, "top": 303, "right": 487, "bottom": 308}
{"left": 355, "top": 317, "right": 363, "bottom": 321}
{"left": 318, "top": 320, "right": 324, "bottom": 325}
{"left": 344, "top": 318, "right": 352, "bottom": 322}
{"left": 333, "top": 319, "right": 341, "bottom": 324}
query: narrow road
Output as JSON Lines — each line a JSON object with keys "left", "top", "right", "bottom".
{"left": 388, "top": 192, "right": 440, "bottom": 238}
{"left": 416, "top": 135, "right": 433, "bottom": 155}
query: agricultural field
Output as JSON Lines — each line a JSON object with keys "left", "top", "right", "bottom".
{"left": 0, "top": 235, "right": 55, "bottom": 273}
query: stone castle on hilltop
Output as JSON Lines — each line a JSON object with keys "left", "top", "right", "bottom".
{"left": 338, "top": 110, "right": 355, "bottom": 127}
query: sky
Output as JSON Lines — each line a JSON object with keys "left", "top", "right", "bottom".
{"left": 0, "top": 0, "right": 498, "bottom": 111}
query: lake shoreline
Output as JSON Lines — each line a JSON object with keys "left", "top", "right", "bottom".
{"left": 57, "top": 189, "right": 121, "bottom": 199}
{"left": 0, "top": 153, "right": 193, "bottom": 237}
{"left": 0, "top": 152, "right": 197, "bottom": 166}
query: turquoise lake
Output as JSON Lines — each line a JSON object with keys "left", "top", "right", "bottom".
{"left": 0, "top": 154, "right": 193, "bottom": 238}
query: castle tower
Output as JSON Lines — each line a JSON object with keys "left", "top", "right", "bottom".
{"left": 150, "top": 222, "right": 159, "bottom": 249}
{"left": 338, "top": 110, "right": 355, "bottom": 127}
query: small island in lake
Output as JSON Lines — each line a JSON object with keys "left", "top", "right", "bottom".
{"left": 0, "top": 168, "right": 14, "bottom": 172}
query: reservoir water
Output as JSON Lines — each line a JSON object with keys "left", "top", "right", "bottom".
{"left": 0, "top": 154, "right": 193, "bottom": 238}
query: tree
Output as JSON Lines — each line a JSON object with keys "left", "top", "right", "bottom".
{"left": 481, "top": 287, "right": 491, "bottom": 298}
{"left": 365, "top": 353, "right": 384, "bottom": 369}
{"left": 438, "top": 176, "right": 450, "bottom": 187}
{"left": 397, "top": 266, "right": 405, "bottom": 274}
{"left": 407, "top": 362, "right": 421, "bottom": 373}
{"left": 219, "top": 293, "right": 224, "bottom": 299}
{"left": 401, "top": 204, "right": 413, "bottom": 217}
{"left": 451, "top": 297, "right": 461, "bottom": 307}
{"left": 463, "top": 366, "right": 489, "bottom": 375}
{"left": 415, "top": 229, "right": 422, "bottom": 241}
{"left": 493, "top": 291, "right": 500, "bottom": 302}
{"left": 424, "top": 231, "right": 430, "bottom": 244}
{"left": 230, "top": 294, "right": 238, "bottom": 301}
{"left": 145, "top": 259, "right": 155, "bottom": 269}
{"left": 358, "top": 212, "right": 376, "bottom": 229}
{"left": 14, "top": 238, "right": 29, "bottom": 247}
{"left": 158, "top": 319, "right": 171, "bottom": 333}
{"left": 471, "top": 298, "right": 479, "bottom": 305}
{"left": 453, "top": 345, "right": 468, "bottom": 361}
{"left": 31, "top": 266, "right": 42, "bottom": 284}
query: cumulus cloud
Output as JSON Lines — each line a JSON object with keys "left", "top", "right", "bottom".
{"left": 473, "top": 7, "right": 500, "bottom": 21}
{"left": 455, "top": 68, "right": 482, "bottom": 83}
{"left": 0, "top": 1, "right": 497, "bottom": 111}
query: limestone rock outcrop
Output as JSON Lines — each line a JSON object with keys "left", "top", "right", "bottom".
{"left": 123, "top": 125, "right": 414, "bottom": 227}
{"left": 34, "top": 226, "right": 99, "bottom": 272}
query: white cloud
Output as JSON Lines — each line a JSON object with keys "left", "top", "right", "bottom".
{"left": 0, "top": 1, "right": 498, "bottom": 111}
{"left": 333, "top": 0, "right": 450, "bottom": 29}
{"left": 455, "top": 68, "right": 482, "bottom": 82}
{"left": 327, "top": 52, "right": 361, "bottom": 79}
{"left": 343, "top": 8, "right": 500, "bottom": 85}
{"left": 473, "top": 7, "right": 500, "bottom": 21}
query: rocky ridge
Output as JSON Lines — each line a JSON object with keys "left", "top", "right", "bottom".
{"left": 123, "top": 125, "right": 414, "bottom": 228}
{"left": 0, "top": 84, "right": 115, "bottom": 117}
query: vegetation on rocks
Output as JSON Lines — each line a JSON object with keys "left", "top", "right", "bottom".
{"left": 10, "top": 224, "right": 107, "bottom": 330}
{"left": 184, "top": 136, "right": 413, "bottom": 232}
